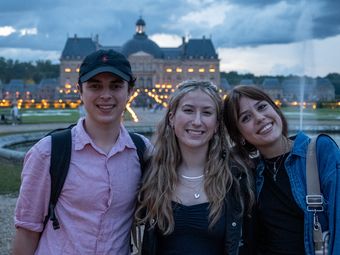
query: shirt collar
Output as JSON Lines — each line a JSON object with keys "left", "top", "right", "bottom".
{"left": 73, "top": 118, "right": 136, "bottom": 152}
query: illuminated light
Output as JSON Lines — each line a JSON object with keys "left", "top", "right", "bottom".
{"left": 65, "top": 84, "right": 72, "bottom": 89}
{"left": 312, "top": 104, "right": 316, "bottom": 110}
{"left": 209, "top": 68, "right": 215, "bottom": 72}
{"left": 155, "top": 84, "right": 161, "bottom": 88}
{"left": 65, "top": 68, "right": 72, "bottom": 72}
{"left": 176, "top": 68, "right": 182, "bottom": 72}
{"left": 166, "top": 84, "right": 172, "bottom": 89}
{"left": 59, "top": 89, "right": 63, "bottom": 93}
{"left": 152, "top": 89, "right": 156, "bottom": 92}
{"left": 198, "top": 68, "right": 205, "bottom": 73}
{"left": 31, "top": 99, "right": 35, "bottom": 103}
{"left": 274, "top": 100, "right": 282, "bottom": 107}
{"left": 76, "top": 68, "right": 80, "bottom": 72}
{"left": 171, "top": 89, "right": 175, "bottom": 92}
{"left": 166, "top": 68, "right": 172, "bottom": 72}
{"left": 59, "top": 99, "right": 63, "bottom": 103}
{"left": 126, "top": 103, "right": 139, "bottom": 122}
{"left": 73, "top": 90, "right": 78, "bottom": 93}
{"left": 162, "top": 84, "right": 166, "bottom": 88}
{"left": 145, "top": 89, "right": 149, "bottom": 92}
{"left": 188, "top": 68, "right": 194, "bottom": 73}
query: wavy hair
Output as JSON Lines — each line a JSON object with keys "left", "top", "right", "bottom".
{"left": 223, "top": 85, "right": 288, "bottom": 163}
{"left": 136, "top": 80, "right": 253, "bottom": 235}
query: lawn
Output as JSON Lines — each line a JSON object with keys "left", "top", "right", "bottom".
{"left": 282, "top": 107, "right": 340, "bottom": 120}
{"left": 0, "top": 108, "right": 133, "bottom": 124}
{"left": 0, "top": 157, "right": 22, "bottom": 195}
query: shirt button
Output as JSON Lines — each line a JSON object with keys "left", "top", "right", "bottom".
{"left": 231, "top": 222, "right": 237, "bottom": 227}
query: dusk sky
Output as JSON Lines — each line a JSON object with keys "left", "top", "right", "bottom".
{"left": 1, "top": 0, "right": 340, "bottom": 77}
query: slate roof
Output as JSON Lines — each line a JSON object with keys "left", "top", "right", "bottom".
{"left": 61, "top": 37, "right": 97, "bottom": 60}
{"left": 183, "top": 38, "right": 218, "bottom": 59}
{"left": 121, "top": 33, "right": 164, "bottom": 59}
{"left": 162, "top": 48, "right": 182, "bottom": 59}
{"left": 38, "top": 78, "right": 59, "bottom": 89}
{"left": 60, "top": 20, "right": 218, "bottom": 61}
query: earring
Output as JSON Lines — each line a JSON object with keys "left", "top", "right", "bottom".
{"left": 241, "top": 138, "right": 246, "bottom": 146}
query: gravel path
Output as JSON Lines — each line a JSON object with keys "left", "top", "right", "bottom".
{"left": 0, "top": 194, "right": 17, "bottom": 255}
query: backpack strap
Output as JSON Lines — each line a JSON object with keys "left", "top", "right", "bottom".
{"left": 128, "top": 132, "right": 147, "bottom": 254}
{"left": 43, "top": 127, "right": 72, "bottom": 230}
{"left": 129, "top": 132, "right": 146, "bottom": 174}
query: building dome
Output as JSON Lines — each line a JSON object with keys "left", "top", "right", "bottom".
{"left": 122, "top": 34, "right": 163, "bottom": 58}
{"left": 122, "top": 18, "right": 163, "bottom": 58}
{"left": 136, "top": 18, "right": 145, "bottom": 26}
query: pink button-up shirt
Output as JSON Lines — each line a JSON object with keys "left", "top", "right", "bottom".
{"left": 15, "top": 119, "right": 151, "bottom": 255}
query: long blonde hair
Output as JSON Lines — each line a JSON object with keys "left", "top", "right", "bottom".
{"left": 136, "top": 80, "right": 253, "bottom": 234}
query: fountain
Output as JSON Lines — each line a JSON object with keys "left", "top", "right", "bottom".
{"left": 295, "top": 0, "right": 315, "bottom": 131}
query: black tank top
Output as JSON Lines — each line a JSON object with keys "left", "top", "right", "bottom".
{"left": 257, "top": 153, "right": 305, "bottom": 255}
{"left": 157, "top": 201, "right": 225, "bottom": 255}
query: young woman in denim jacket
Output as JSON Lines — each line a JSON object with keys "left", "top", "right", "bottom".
{"left": 135, "top": 81, "right": 255, "bottom": 255}
{"left": 223, "top": 85, "right": 339, "bottom": 255}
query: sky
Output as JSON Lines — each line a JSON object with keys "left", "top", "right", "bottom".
{"left": 0, "top": 0, "right": 340, "bottom": 77}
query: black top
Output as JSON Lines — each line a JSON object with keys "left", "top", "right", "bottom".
{"left": 157, "top": 201, "right": 225, "bottom": 255}
{"left": 257, "top": 153, "right": 305, "bottom": 255}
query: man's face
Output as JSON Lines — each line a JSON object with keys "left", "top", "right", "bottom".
{"left": 80, "top": 72, "right": 131, "bottom": 127}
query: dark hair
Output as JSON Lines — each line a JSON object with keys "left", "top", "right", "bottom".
{"left": 223, "top": 85, "right": 288, "bottom": 159}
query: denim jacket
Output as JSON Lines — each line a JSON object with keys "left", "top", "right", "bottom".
{"left": 255, "top": 132, "right": 340, "bottom": 255}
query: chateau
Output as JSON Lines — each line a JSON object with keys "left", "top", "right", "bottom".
{"left": 59, "top": 17, "right": 220, "bottom": 99}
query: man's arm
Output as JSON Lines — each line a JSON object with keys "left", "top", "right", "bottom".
{"left": 12, "top": 227, "right": 40, "bottom": 255}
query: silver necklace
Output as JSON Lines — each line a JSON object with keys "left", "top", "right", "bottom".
{"left": 179, "top": 175, "right": 204, "bottom": 199}
{"left": 180, "top": 174, "right": 204, "bottom": 180}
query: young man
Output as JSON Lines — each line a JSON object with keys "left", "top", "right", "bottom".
{"left": 13, "top": 49, "right": 151, "bottom": 255}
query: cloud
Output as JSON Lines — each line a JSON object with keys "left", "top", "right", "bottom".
{"left": 0, "top": 26, "right": 16, "bottom": 36}
{"left": 149, "top": 33, "right": 182, "bottom": 47}
{"left": 0, "top": 0, "right": 340, "bottom": 76}
{"left": 218, "top": 34, "right": 340, "bottom": 77}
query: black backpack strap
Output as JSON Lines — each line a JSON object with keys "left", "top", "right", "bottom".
{"left": 129, "top": 132, "right": 146, "bottom": 174}
{"left": 43, "top": 127, "right": 72, "bottom": 230}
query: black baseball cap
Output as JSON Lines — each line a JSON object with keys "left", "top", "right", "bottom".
{"left": 78, "top": 49, "right": 133, "bottom": 83}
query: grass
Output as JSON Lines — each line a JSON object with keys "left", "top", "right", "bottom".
{"left": 0, "top": 108, "right": 135, "bottom": 194}
{"left": 0, "top": 158, "right": 22, "bottom": 195}
{"left": 0, "top": 108, "right": 133, "bottom": 124}
{"left": 282, "top": 107, "right": 340, "bottom": 120}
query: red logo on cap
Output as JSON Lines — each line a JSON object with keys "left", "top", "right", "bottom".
{"left": 102, "top": 55, "right": 108, "bottom": 62}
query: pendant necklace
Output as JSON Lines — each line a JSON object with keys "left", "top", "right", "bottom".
{"left": 265, "top": 154, "right": 285, "bottom": 182}
{"left": 180, "top": 174, "right": 204, "bottom": 199}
